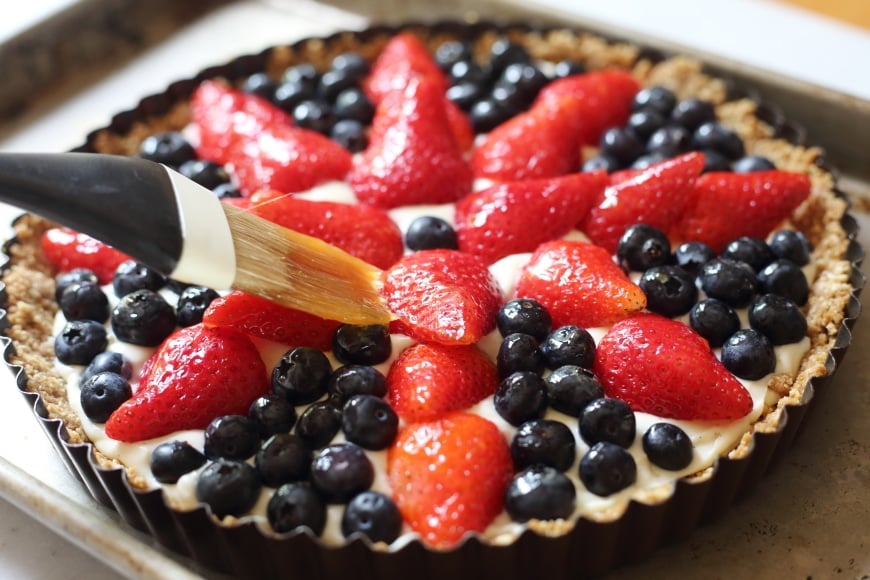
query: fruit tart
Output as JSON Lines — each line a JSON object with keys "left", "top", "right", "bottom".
{"left": 0, "top": 20, "right": 862, "bottom": 579}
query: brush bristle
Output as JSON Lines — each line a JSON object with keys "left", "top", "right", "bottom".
{"left": 222, "top": 203, "right": 392, "bottom": 325}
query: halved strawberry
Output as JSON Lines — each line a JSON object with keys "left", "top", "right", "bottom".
{"left": 364, "top": 32, "right": 448, "bottom": 104}
{"left": 581, "top": 152, "right": 705, "bottom": 253}
{"left": 675, "top": 170, "right": 812, "bottom": 252}
{"left": 202, "top": 290, "right": 342, "bottom": 351}
{"left": 249, "top": 190, "right": 404, "bottom": 269}
{"left": 41, "top": 228, "right": 131, "bottom": 284}
{"left": 515, "top": 240, "right": 646, "bottom": 328}
{"left": 455, "top": 172, "right": 607, "bottom": 263}
{"left": 105, "top": 324, "right": 269, "bottom": 442}
{"left": 594, "top": 313, "right": 753, "bottom": 421}
{"left": 387, "top": 343, "right": 498, "bottom": 422}
{"left": 387, "top": 412, "right": 513, "bottom": 548}
{"left": 381, "top": 249, "right": 503, "bottom": 345}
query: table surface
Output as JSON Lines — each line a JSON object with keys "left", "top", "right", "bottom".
{"left": 0, "top": 1, "right": 868, "bottom": 578}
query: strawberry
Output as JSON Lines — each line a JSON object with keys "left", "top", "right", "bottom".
{"left": 470, "top": 96, "right": 586, "bottom": 182}
{"left": 364, "top": 32, "right": 448, "bottom": 104}
{"left": 594, "top": 313, "right": 753, "bottom": 421}
{"left": 675, "top": 170, "right": 812, "bottom": 252}
{"left": 350, "top": 76, "right": 472, "bottom": 209}
{"left": 581, "top": 152, "right": 705, "bottom": 253}
{"left": 387, "top": 343, "right": 498, "bottom": 422}
{"left": 533, "top": 69, "right": 640, "bottom": 145}
{"left": 380, "top": 249, "right": 503, "bottom": 345}
{"left": 515, "top": 240, "right": 646, "bottom": 328}
{"left": 455, "top": 172, "right": 607, "bottom": 263}
{"left": 202, "top": 290, "right": 342, "bottom": 351}
{"left": 249, "top": 190, "right": 404, "bottom": 269}
{"left": 387, "top": 412, "right": 513, "bottom": 548}
{"left": 41, "top": 228, "right": 131, "bottom": 284}
{"left": 105, "top": 324, "right": 268, "bottom": 442}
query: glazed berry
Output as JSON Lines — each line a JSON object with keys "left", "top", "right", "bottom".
{"left": 642, "top": 423, "right": 694, "bottom": 471}
{"left": 404, "top": 215, "right": 459, "bottom": 251}
{"left": 469, "top": 98, "right": 509, "bottom": 133}
{"left": 281, "top": 63, "right": 320, "bottom": 93}
{"left": 748, "top": 293, "right": 807, "bottom": 345}
{"left": 721, "top": 328, "right": 776, "bottom": 380}
{"left": 248, "top": 394, "right": 298, "bottom": 437}
{"left": 267, "top": 482, "right": 326, "bottom": 535}
{"left": 59, "top": 281, "right": 109, "bottom": 322}
{"left": 295, "top": 402, "right": 342, "bottom": 449}
{"left": 448, "top": 60, "right": 489, "bottom": 86}
{"left": 176, "top": 286, "right": 220, "bottom": 327}
{"left": 55, "top": 268, "right": 98, "bottom": 302}
{"left": 111, "top": 289, "right": 176, "bottom": 346}
{"left": 333, "top": 87, "right": 375, "bottom": 123}
{"left": 626, "top": 109, "right": 666, "bottom": 141}
{"left": 540, "top": 325, "right": 596, "bottom": 370}
{"left": 579, "top": 398, "right": 636, "bottom": 448}
{"left": 639, "top": 265, "right": 698, "bottom": 317}
{"left": 632, "top": 86, "right": 677, "bottom": 116}
{"left": 272, "top": 347, "right": 332, "bottom": 405}
{"left": 720, "top": 237, "right": 774, "bottom": 272}
{"left": 599, "top": 127, "right": 645, "bottom": 166}
{"left": 670, "top": 98, "right": 716, "bottom": 131}
{"left": 138, "top": 131, "right": 196, "bottom": 168}
{"left": 331, "top": 51, "right": 369, "bottom": 79}
{"left": 330, "top": 119, "right": 368, "bottom": 153}
{"left": 698, "top": 258, "right": 758, "bottom": 308}
{"left": 692, "top": 122, "right": 744, "bottom": 160}
{"left": 511, "top": 419, "right": 576, "bottom": 471}
{"left": 768, "top": 230, "right": 812, "bottom": 266}
{"left": 646, "top": 125, "right": 691, "bottom": 157}
{"left": 673, "top": 241, "right": 715, "bottom": 277}
{"left": 255, "top": 433, "right": 311, "bottom": 487}
{"left": 341, "top": 491, "right": 402, "bottom": 543}
{"left": 327, "top": 365, "right": 387, "bottom": 407}
{"left": 435, "top": 40, "right": 473, "bottom": 69}
{"left": 579, "top": 441, "right": 637, "bottom": 497}
{"left": 499, "top": 62, "right": 548, "bottom": 103}
{"left": 332, "top": 324, "right": 391, "bottom": 365}
{"left": 341, "top": 394, "right": 399, "bottom": 451}
{"left": 504, "top": 465, "right": 576, "bottom": 522}
{"left": 178, "top": 159, "right": 231, "bottom": 190}
{"left": 293, "top": 100, "right": 336, "bottom": 134}
{"left": 80, "top": 351, "right": 132, "bottom": 385}
{"left": 617, "top": 224, "right": 671, "bottom": 272}
{"left": 689, "top": 298, "right": 741, "bottom": 348}
{"left": 497, "top": 298, "right": 552, "bottom": 341}
{"left": 55, "top": 320, "right": 107, "bottom": 365}
{"left": 494, "top": 371, "right": 548, "bottom": 426}
{"left": 630, "top": 152, "right": 667, "bottom": 170}
{"left": 79, "top": 372, "right": 132, "bottom": 423}
{"left": 490, "top": 82, "right": 525, "bottom": 117}
{"left": 196, "top": 459, "right": 261, "bottom": 518}
{"left": 273, "top": 79, "right": 314, "bottom": 114}
{"left": 310, "top": 443, "right": 374, "bottom": 503}
{"left": 582, "top": 154, "right": 620, "bottom": 173}
{"left": 317, "top": 68, "right": 358, "bottom": 102}
{"left": 545, "top": 365, "right": 604, "bottom": 416}
{"left": 700, "top": 149, "right": 733, "bottom": 172}
{"left": 489, "top": 38, "right": 531, "bottom": 73}
{"left": 758, "top": 259, "right": 809, "bottom": 305}
{"left": 733, "top": 154, "right": 776, "bottom": 172}
{"left": 150, "top": 440, "right": 206, "bottom": 484}
{"left": 497, "top": 333, "right": 544, "bottom": 378}
{"left": 552, "top": 59, "right": 586, "bottom": 78}
{"left": 240, "top": 72, "right": 277, "bottom": 100}
{"left": 203, "top": 415, "right": 261, "bottom": 461}
{"left": 112, "top": 260, "right": 166, "bottom": 298}
{"left": 446, "top": 82, "right": 486, "bottom": 111}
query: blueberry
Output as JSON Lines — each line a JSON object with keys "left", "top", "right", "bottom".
{"left": 203, "top": 415, "right": 261, "bottom": 461}
{"left": 55, "top": 268, "right": 98, "bottom": 302}
{"left": 55, "top": 320, "right": 107, "bottom": 365}
{"left": 579, "top": 442, "right": 637, "bottom": 497}
{"left": 497, "top": 333, "right": 544, "bottom": 378}
{"left": 469, "top": 98, "right": 509, "bottom": 133}
{"left": 692, "top": 122, "right": 744, "bottom": 160}
{"left": 330, "top": 52, "right": 369, "bottom": 79}
{"left": 670, "top": 98, "right": 716, "bottom": 131}
{"left": 272, "top": 347, "right": 332, "bottom": 405}
{"left": 249, "top": 394, "right": 297, "bottom": 437}
{"left": 599, "top": 127, "right": 645, "bottom": 167}
{"left": 511, "top": 419, "right": 576, "bottom": 471}
{"left": 446, "top": 82, "right": 486, "bottom": 111}
{"left": 642, "top": 423, "right": 693, "bottom": 471}
{"left": 646, "top": 125, "right": 692, "bottom": 157}
{"left": 111, "top": 289, "right": 176, "bottom": 346}
{"left": 489, "top": 81, "right": 525, "bottom": 117}
{"left": 448, "top": 59, "right": 490, "bottom": 86}
{"left": 281, "top": 63, "right": 320, "bottom": 94}
{"left": 240, "top": 72, "right": 278, "bottom": 100}
{"left": 579, "top": 398, "right": 636, "bottom": 448}
{"left": 582, "top": 155, "right": 620, "bottom": 173}
{"left": 673, "top": 241, "right": 715, "bottom": 277}
{"left": 504, "top": 465, "right": 576, "bottom": 522}
{"left": 489, "top": 38, "right": 531, "bottom": 73}
{"left": 552, "top": 60, "right": 586, "bottom": 78}
{"left": 700, "top": 149, "right": 733, "bottom": 173}
{"left": 60, "top": 281, "right": 109, "bottom": 322}
{"left": 501, "top": 63, "right": 548, "bottom": 103}
{"left": 267, "top": 482, "right": 326, "bottom": 535}
{"left": 178, "top": 159, "right": 231, "bottom": 191}
{"left": 273, "top": 79, "right": 315, "bottom": 114}
{"left": 255, "top": 433, "right": 311, "bottom": 487}
{"left": 698, "top": 258, "right": 758, "bottom": 308}
{"left": 733, "top": 155, "right": 776, "bottom": 172}
{"left": 631, "top": 152, "right": 667, "bottom": 170}
{"left": 639, "top": 265, "right": 698, "bottom": 317}
{"left": 293, "top": 100, "right": 336, "bottom": 134}
{"left": 404, "top": 216, "right": 459, "bottom": 251}
{"left": 138, "top": 131, "right": 196, "bottom": 168}
{"left": 332, "top": 325, "right": 391, "bottom": 366}
{"left": 721, "top": 328, "right": 776, "bottom": 380}
{"left": 435, "top": 40, "right": 473, "bottom": 70}
{"left": 497, "top": 298, "right": 552, "bottom": 341}
{"left": 689, "top": 298, "right": 741, "bottom": 348}
{"left": 626, "top": 109, "right": 667, "bottom": 141}
{"left": 341, "top": 491, "right": 402, "bottom": 543}
{"left": 768, "top": 230, "right": 812, "bottom": 266}
{"left": 617, "top": 224, "right": 672, "bottom": 272}
{"left": 544, "top": 365, "right": 604, "bottom": 416}
{"left": 317, "top": 68, "right": 358, "bottom": 102}
{"left": 79, "top": 372, "right": 132, "bottom": 423}
{"left": 720, "top": 237, "right": 774, "bottom": 272}
{"left": 310, "top": 443, "right": 374, "bottom": 503}
{"left": 540, "top": 326, "right": 596, "bottom": 370}
{"left": 176, "top": 286, "right": 220, "bottom": 327}
{"left": 327, "top": 365, "right": 387, "bottom": 407}
{"left": 112, "top": 260, "right": 166, "bottom": 298}
{"left": 632, "top": 86, "right": 677, "bottom": 116}
{"left": 330, "top": 119, "right": 368, "bottom": 153}
{"left": 196, "top": 459, "right": 261, "bottom": 518}
{"left": 748, "top": 294, "right": 807, "bottom": 345}
{"left": 150, "top": 440, "right": 206, "bottom": 484}
{"left": 333, "top": 88, "right": 375, "bottom": 123}
{"left": 80, "top": 351, "right": 132, "bottom": 385}
{"left": 494, "top": 371, "right": 548, "bottom": 426}
{"left": 295, "top": 402, "right": 342, "bottom": 449}
{"left": 341, "top": 394, "right": 398, "bottom": 450}
{"left": 757, "top": 259, "right": 809, "bottom": 305}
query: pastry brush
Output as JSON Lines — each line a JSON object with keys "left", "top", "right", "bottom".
{"left": 0, "top": 152, "right": 391, "bottom": 325}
